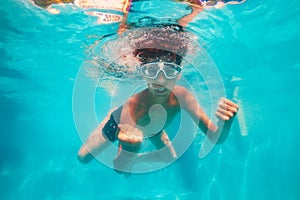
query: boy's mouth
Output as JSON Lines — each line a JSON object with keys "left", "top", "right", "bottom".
{"left": 149, "top": 84, "right": 168, "bottom": 95}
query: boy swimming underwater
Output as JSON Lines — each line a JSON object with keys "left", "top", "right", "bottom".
{"left": 77, "top": 27, "right": 239, "bottom": 173}
{"left": 30, "top": 0, "right": 240, "bottom": 173}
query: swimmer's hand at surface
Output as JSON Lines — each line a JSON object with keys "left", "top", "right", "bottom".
{"left": 215, "top": 97, "right": 239, "bottom": 121}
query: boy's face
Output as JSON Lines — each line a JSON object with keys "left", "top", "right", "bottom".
{"left": 145, "top": 73, "right": 179, "bottom": 97}
{"left": 136, "top": 49, "right": 183, "bottom": 98}
{"left": 140, "top": 62, "right": 182, "bottom": 98}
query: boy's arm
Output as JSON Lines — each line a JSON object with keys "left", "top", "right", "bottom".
{"left": 177, "top": 87, "right": 238, "bottom": 144}
{"left": 212, "top": 97, "right": 239, "bottom": 143}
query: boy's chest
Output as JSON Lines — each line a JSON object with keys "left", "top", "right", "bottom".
{"left": 136, "top": 105, "right": 180, "bottom": 135}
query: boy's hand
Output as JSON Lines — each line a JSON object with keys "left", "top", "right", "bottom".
{"left": 215, "top": 97, "right": 239, "bottom": 121}
{"left": 118, "top": 124, "right": 143, "bottom": 143}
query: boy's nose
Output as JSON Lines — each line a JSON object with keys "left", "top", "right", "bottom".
{"left": 156, "top": 71, "right": 166, "bottom": 83}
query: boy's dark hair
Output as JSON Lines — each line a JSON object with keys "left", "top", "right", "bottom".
{"left": 133, "top": 48, "right": 183, "bottom": 65}
{"left": 130, "top": 24, "right": 189, "bottom": 65}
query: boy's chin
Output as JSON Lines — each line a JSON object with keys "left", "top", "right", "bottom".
{"left": 152, "top": 88, "right": 171, "bottom": 97}
{"left": 148, "top": 84, "right": 169, "bottom": 96}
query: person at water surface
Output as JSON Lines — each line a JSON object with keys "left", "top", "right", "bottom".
{"left": 77, "top": 45, "right": 239, "bottom": 173}
{"left": 31, "top": 0, "right": 246, "bottom": 24}
{"left": 31, "top": 0, "right": 246, "bottom": 9}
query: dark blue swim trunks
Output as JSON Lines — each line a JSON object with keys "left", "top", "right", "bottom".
{"left": 102, "top": 106, "right": 122, "bottom": 142}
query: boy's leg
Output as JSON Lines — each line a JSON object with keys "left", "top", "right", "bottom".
{"left": 140, "top": 130, "right": 177, "bottom": 163}
{"left": 113, "top": 124, "right": 143, "bottom": 173}
{"left": 150, "top": 130, "right": 177, "bottom": 161}
{"left": 112, "top": 127, "right": 177, "bottom": 173}
{"left": 77, "top": 109, "right": 115, "bottom": 163}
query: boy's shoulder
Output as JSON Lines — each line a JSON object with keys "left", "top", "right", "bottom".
{"left": 173, "top": 85, "right": 190, "bottom": 95}
{"left": 127, "top": 89, "right": 147, "bottom": 104}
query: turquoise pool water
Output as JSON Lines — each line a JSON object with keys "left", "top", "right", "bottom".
{"left": 1, "top": 0, "right": 299, "bottom": 199}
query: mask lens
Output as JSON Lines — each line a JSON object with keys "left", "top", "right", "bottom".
{"left": 141, "top": 64, "right": 160, "bottom": 78}
{"left": 164, "top": 63, "right": 182, "bottom": 78}
{"left": 140, "top": 62, "right": 182, "bottom": 79}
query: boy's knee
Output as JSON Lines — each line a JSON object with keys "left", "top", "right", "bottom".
{"left": 77, "top": 152, "right": 94, "bottom": 164}
{"left": 77, "top": 145, "right": 93, "bottom": 163}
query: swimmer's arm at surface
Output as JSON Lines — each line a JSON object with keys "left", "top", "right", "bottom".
{"left": 177, "top": 87, "right": 238, "bottom": 144}
{"left": 31, "top": 0, "right": 74, "bottom": 8}
{"left": 177, "top": 3, "right": 204, "bottom": 27}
